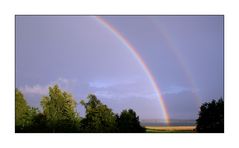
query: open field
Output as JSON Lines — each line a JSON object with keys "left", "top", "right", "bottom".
{"left": 145, "top": 126, "right": 196, "bottom": 133}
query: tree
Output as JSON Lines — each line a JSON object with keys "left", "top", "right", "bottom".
{"left": 29, "top": 113, "right": 48, "bottom": 132}
{"left": 15, "top": 85, "right": 146, "bottom": 133}
{"left": 80, "top": 94, "right": 117, "bottom": 132}
{"left": 40, "top": 85, "right": 80, "bottom": 132}
{"left": 196, "top": 98, "right": 224, "bottom": 133}
{"left": 15, "top": 89, "right": 37, "bottom": 132}
{"left": 116, "top": 109, "right": 145, "bottom": 133}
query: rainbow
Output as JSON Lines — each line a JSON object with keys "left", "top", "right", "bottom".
{"left": 94, "top": 16, "right": 170, "bottom": 125}
{"left": 149, "top": 19, "right": 202, "bottom": 106}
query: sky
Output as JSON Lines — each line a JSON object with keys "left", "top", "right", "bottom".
{"left": 16, "top": 16, "right": 224, "bottom": 120}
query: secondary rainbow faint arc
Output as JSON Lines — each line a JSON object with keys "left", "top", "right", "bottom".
{"left": 94, "top": 16, "right": 170, "bottom": 125}
{"left": 149, "top": 19, "right": 202, "bottom": 106}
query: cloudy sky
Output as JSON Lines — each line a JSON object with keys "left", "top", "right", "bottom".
{"left": 16, "top": 16, "right": 223, "bottom": 120}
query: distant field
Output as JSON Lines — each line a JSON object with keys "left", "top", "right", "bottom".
{"left": 145, "top": 126, "right": 196, "bottom": 133}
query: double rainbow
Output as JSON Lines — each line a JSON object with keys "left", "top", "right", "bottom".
{"left": 94, "top": 16, "right": 170, "bottom": 125}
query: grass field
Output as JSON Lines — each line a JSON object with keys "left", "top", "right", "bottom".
{"left": 145, "top": 126, "right": 196, "bottom": 133}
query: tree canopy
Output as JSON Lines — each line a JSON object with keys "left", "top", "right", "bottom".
{"left": 80, "top": 94, "right": 117, "bottom": 132}
{"left": 16, "top": 85, "right": 224, "bottom": 133}
{"left": 40, "top": 85, "right": 80, "bottom": 132}
{"left": 116, "top": 109, "right": 145, "bottom": 133}
{"left": 16, "top": 89, "right": 38, "bottom": 132}
{"left": 15, "top": 84, "right": 149, "bottom": 133}
{"left": 196, "top": 98, "right": 224, "bottom": 133}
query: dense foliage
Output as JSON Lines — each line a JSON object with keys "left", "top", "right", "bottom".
{"left": 40, "top": 85, "right": 80, "bottom": 132}
{"left": 196, "top": 98, "right": 224, "bottom": 133}
{"left": 16, "top": 89, "right": 38, "bottom": 132}
{"left": 116, "top": 109, "right": 145, "bottom": 133}
{"left": 80, "top": 94, "right": 117, "bottom": 132}
{"left": 15, "top": 85, "right": 145, "bottom": 133}
{"left": 16, "top": 85, "right": 224, "bottom": 133}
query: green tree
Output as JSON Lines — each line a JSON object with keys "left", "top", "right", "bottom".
{"left": 196, "top": 98, "right": 224, "bottom": 133}
{"left": 40, "top": 85, "right": 80, "bottom": 132}
{"left": 29, "top": 113, "right": 48, "bottom": 132}
{"left": 15, "top": 89, "right": 37, "bottom": 132}
{"left": 80, "top": 94, "right": 117, "bottom": 132}
{"left": 116, "top": 109, "right": 145, "bottom": 133}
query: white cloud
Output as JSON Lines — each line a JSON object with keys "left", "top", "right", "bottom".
{"left": 88, "top": 77, "right": 141, "bottom": 89}
{"left": 162, "top": 85, "right": 197, "bottom": 95}
{"left": 89, "top": 81, "right": 114, "bottom": 88}
{"left": 56, "top": 77, "right": 77, "bottom": 89}
{"left": 94, "top": 91, "right": 114, "bottom": 99}
{"left": 20, "top": 84, "right": 48, "bottom": 95}
{"left": 89, "top": 77, "right": 158, "bottom": 100}
{"left": 94, "top": 90, "right": 157, "bottom": 100}
{"left": 19, "top": 77, "right": 77, "bottom": 96}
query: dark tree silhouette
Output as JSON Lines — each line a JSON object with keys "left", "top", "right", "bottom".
{"left": 196, "top": 98, "right": 224, "bottom": 133}
{"left": 80, "top": 94, "right": 117, "bottom": 132}
{"left": 29, "top": 113, "right": 48, "bottom": 132}
{"left": 116, "top": 109, "right": 145, "bottom": 133}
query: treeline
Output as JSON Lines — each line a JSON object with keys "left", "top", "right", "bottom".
{"left": 16, "top": 85, "right": 145, "bottom": 133}
{"left": 196, "top": 98, "right": 224, "bottom": 133}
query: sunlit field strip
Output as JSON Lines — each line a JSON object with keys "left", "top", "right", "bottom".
{"left": 145, "top": 126, "right": 196, "bottom": 133}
